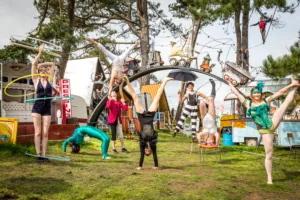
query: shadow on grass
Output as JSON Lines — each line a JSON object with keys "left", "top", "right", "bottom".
{"left": 276, "top": 169, "right": 300, "bottom": 182}
{"left": 2, "top": 177, "right": 71, "bottom": 196}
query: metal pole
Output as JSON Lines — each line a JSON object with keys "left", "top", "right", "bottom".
{"left": 0, "top": 63, "right": 2, "bottom": 117}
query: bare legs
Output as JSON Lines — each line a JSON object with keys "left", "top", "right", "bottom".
{"left": 32, "top": 113, "right": 42, "bottom": 156}
{"left": 148, "top": 77, "right": 173, "bottom": 112}
{"left": 262, "top": 133, "right": 274, "bottom": 184}
{"left": 271, "top": 87, "right": 297, "bottom": 129}
{"left": 42, "top": 116, "right": 51, "bottom": 156}
{"left": 263, "top": 84, "right": 299, "bottom": 184}
{"left": 32, "top": 113, "right": 51, "bottom": 156}
{"left": 123, "top": 76, "right": 144, "bottom": 114}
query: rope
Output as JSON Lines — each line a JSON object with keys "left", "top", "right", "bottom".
{"left": 194, "top": 79, "right": 223, "bottom": 98}
{"left": 265, "top": 6, "right": 278, "bottom": 42}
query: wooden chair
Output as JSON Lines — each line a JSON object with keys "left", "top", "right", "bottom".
{"left": 287, "top": 133, "right": 300, "bottom": 159}
{"left": 199, "top": 132, "right": 221, "bottom": 163}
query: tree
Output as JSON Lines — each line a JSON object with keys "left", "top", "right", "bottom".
{"left": 169, "top": 0, "right": 217, "bottom": 60}
{"left": 262, "top": 32, "right": 300, "bottom": 79}
{"left": 178, "top": 0, "right": 299, "bottom": 71}
{"left": 0, "top": 45, "right": 33, "bottom": 64}
{"left": 32, "top": 0, "right": 121, "bottom": 78}
{"left": 102, "top": 1, "right": 180, "bottom": 85}
{"left": 33, "top": 0, "right": 179, "bottom": 84}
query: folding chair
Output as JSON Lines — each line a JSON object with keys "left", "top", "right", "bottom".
{"left": 287, "top": 133, "right": 300, "bottom": 159}
{"left": 199, "top": 132, "right": 221, "bottom": 163}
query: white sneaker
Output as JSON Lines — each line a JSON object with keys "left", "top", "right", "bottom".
{"left": 102, "top": 156, "right": 111, "bottom": 160}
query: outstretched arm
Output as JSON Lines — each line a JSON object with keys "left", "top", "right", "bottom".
{"left": 225, "top": 76, "right": 249, "bottom": 108}
{"left": 250, "top": 22, "right": 259, "bottom": 27}
{"left": 32, "top": 43, "right": 44, "bottom": 84}
{"left": 266, "top": 77, "right": 300, "bottom": 103}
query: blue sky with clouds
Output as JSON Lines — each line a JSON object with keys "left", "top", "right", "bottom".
{"left": 1, "top": 0, "right": 299, "bottom": 113}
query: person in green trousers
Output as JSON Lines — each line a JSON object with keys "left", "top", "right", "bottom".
{"left": 62, "top": 126, "right": 111, "bottom": 159}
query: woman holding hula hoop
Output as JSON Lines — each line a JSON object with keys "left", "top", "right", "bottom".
{"left": 31, "top": 43, "right": 56, "bottom": 161}
{"left": 225, "top": 75, "right": 300, "bottom": 184}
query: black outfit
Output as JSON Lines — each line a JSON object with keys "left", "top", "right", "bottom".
{"left": 110, "top": 119, "right": 118, "bottom": 141}
{"left": 137, "top": 111, "right": 158, "bottom": 167}
{"left": 32, "top": 79, "right": 52, "bottom": 116}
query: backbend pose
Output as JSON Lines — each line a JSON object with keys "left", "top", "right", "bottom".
{"left": 106, "top": 81, "right": 128, "bottom": 153}
{"left": 197, "top": 79, "right": 220, "bottom": 146}
{"left": 123, "top": 75, "right": 173, "bottom": 170}
{"left": 31, "top": 43, "right": 56, "bottom": 161}
{"left": 62, "top": 126, "right": 111, "bottom": 159}
{"left": 250, "top": 16, "right": 272, "bottom": 44}
{"left": 173, "top": 82, "right": 208, "bottom": 137}
{"left": 86, "top": 38, "right": 139, "bottom": 96}
{"left": 225, "top": 75, "right": 300, "bottom": 184}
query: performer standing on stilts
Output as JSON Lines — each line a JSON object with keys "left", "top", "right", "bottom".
{"left": 225, "top": 75, "right": 300, "bottom": 184}
{"left": 85, "top": 38, "right": 139, "bottom": 97}
{"left": 123, "top": 75, "right": 173, "bottom": 170}
{"left": 173, "top": 82, "right": 208, "bottom": 137}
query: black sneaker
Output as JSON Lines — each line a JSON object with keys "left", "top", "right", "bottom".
{"left": 112, "top": 149, "right": 119, "bottom": 154}
{"left": 43, "top": 157, "right": 50, "bottom": 162}
{"left": 172, "top": 132, "right": 177, "bottom": 137}
{"left": 36, "top": 157, "right": 44, "bottom": 162}
{"left": 121, "top": 148, "right": 128, "bottom": 153}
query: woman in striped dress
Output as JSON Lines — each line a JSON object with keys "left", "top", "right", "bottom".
{"left": 173, "top": 82, "right": 208, "bottom": 137}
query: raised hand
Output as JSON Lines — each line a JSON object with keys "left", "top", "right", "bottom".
{"left": 133, "top": 42, "right": 140, "bottom": 48}
{"left": 224, "top": 75, "right": 231, "bottom": 83}
{"left": 39, "top": 43, "right": 45, "bottom": 52}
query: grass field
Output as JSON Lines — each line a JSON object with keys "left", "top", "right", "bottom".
{"left": 1, "top": 131, "right": 300, "bottom": 200}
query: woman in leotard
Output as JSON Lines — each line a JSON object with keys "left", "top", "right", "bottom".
{"left": 225, "top": 75, "right": 300, "bottom": 184}
{"left": 85, "top": 38, "right": 139, "bottom": 97}
{"left": 31, "top": 43, "right": 56, "bottom": 161}
{"left": 123, "top": 75, "right": 173, "bottom": 170}
{"left": 62, "top": 126, "right": 111, "bottom": 159}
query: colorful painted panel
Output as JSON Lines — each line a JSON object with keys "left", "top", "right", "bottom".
{"left": 0, "top": 118, "right": 18, "bottom": 144}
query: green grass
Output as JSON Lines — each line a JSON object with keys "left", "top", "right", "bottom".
{"left": 1, "top": 131, "right": 300, "bottom": 200}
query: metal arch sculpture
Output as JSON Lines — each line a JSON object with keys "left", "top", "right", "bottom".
{"left": 87, "top": 65, "right": 246, "bottom": 126}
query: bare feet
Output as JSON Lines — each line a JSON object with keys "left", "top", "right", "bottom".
{"left": 164, "top": 77, "right": 174, "bottom": 83}
{"left": 267, "top": 177, "right": 273, "bottom": 185}
{"left": 152, "top": 167, "right": 160, "bottom": 170}
{"left": 136, "top": 167, "right": 142, "bottom": 170}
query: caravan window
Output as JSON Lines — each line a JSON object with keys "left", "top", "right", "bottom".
{"left": 2, "top": 76, "right": 8, "bottom": 82}
{"left": 2, "top": 89, "right": 24, "bottom": 103}
{"left": 26, "top": 90, "right": 35, "bottom": 100}
{"left": 11, "top": 77, "right": 27, "bottom": 84}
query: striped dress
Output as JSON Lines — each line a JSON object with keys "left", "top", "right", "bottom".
{"left": 175, "top": 92, "right": 198, "bottom": 133}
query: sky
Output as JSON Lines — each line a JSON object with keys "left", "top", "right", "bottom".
{"left": 1, "top": 0, "right": 300, "bottom": 113}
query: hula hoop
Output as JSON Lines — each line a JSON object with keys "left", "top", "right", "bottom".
{"left": 24, "top": 96, "right": 74, "bottom": 103}
{"left": 25, "top": 153, "right": 70, "bottom": 161}
{"left": 4, "top": 74, "right": 53, "bottom": 97}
